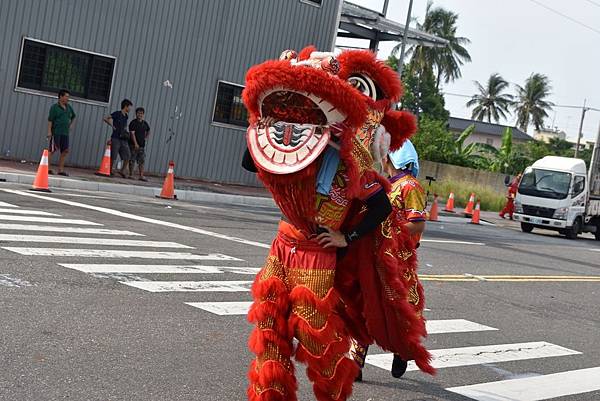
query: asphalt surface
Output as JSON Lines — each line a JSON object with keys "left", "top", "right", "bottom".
{"left": 1, "top": 182, "right": 599, "bottom": 401}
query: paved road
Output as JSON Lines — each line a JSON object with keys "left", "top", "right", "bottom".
{"left": 1, "top": 182, "right": 599, "bottom": 401}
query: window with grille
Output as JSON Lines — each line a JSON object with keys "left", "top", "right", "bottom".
{"left": 213, "top": 81, "right": 249, "bottom": 128}
{"left": 300, "top": 0, "right": 322, "bottom": 6}
{"left": 16, "top": 38, "right": 115, "bottom": 103}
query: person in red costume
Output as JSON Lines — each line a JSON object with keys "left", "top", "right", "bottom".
{"left": 499, "top": 173, "right": 522, "bottom": 219}
{"left": 242, "top": 47, "right": 433, "bottom": 401}
{"left": 348, "top": 137, "right": 429, "bottom": 381}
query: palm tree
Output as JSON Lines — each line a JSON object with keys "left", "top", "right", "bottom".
{"left": 514, "top": 73, "right": 554, "bottom": 131}
{"left": 393, "top": 1, "right": 471, "bottom": 89}
{"left": 466, "top": 74, "right": 514, "bottom": 123}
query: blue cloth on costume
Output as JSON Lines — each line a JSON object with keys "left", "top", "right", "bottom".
{"left": 316, "top": 146, "right": 340, "bottom": 195}
{"left": 389, "top": 139, "right": 420, "bottom": 177}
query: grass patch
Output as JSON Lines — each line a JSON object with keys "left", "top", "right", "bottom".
{"left": 420, "top": 179, "right": 506, "bottom": 212}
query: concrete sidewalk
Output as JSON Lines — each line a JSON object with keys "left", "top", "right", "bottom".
{"left": 0, "top": 158, "right": 520, "bottom": 230}
{"left": 0, "top": 158, "right": 275, "bottom": 208}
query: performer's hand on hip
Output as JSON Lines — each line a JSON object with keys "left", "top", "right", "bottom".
{"left": 317, "top": 226, "right": 348, "bottom": 248}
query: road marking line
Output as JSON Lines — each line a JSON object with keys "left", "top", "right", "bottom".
{"left": 1, "top": 247, "right": 241, "bottom": 260}
{"left": 59, "top": 264, "right": 258, "bottom": 274}
{"left": 421, "top": 239, "right": 485, "bottom": 245}
{"left": 446, "top": 366, "right": 600, "bottom": 401}
{"left": 2, "top": 189, "right": 270, "bottom": 248}
{"left": 419, "top": 274, "right": 600, "bottom": 282}
{"left": 0, "top": 223, "right": 143, "bottom": 236}
{"left": 0, "top": 201, "right": 19, "bottom": 208}
{"left": 426, "top": 319, "right": 497, "bottom": 334}
{"left": 186, "top": 301, "right": 252, "bottom": 315}
{"left": 365, "top": 341, "right": 580, "bottom": 372}
{"left": 121, "top": 280, "right": 252, "bottom": 292}
{"left": 0, "top": 214, "right": 102, "bottom": 225}
{"left": 0, "top": 273, "right": 33, "bottom": 288}
{"left": 0, "top": 234, "right": 192, "bottom": 248}
{"left": 0, "top": 208, "right": 59, "bottom": 216}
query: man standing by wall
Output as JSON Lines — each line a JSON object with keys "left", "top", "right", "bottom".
{"left": 128, "top": 107, "right": 150, "bottom": 181}
{"left": 103, "top": 99, "right": 132, "bottom": 178}
{"left": 47, "top": 89, "right": 76, "bottom": 176}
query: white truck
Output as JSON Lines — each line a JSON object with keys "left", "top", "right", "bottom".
{"left": 513, "top": 153, "right": 600, "bottom": 240}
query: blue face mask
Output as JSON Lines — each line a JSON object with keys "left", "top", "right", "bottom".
{"left": 388, "top": 139, "right": 419, "bottom": 177}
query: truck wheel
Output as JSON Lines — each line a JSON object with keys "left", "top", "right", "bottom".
{"left": 521, "top": 223, "right": 534, "bottom": 233}
{"left": 565, "top": 218, "right": 581, "bottom": 240}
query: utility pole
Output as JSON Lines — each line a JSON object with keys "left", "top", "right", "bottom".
{"left": 397, "top": 0, "right": 414, "bottom": 78}
{"left": 575, "top": 99, "right": 588, "bottom": 158}
{"left": 382, "top": 0, "right": 390, "bottom": 16}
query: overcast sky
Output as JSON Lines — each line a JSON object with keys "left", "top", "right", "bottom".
{"left": 339, "top": 0, "right": 600, "bottom": 142}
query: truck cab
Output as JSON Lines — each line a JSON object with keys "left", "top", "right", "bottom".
{"left": 513, "top": 156, "right": 593, "bottom": 239}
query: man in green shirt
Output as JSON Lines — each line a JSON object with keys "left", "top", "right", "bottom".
{"left": 47, "top": 89, "right": 76, "bottom": 176}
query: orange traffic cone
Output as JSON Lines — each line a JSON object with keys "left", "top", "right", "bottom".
{"left": 30, "top": 149, "right": 51, "bottom": 193}
{"left": 428, "top": 194, "right": 439, "bottom": 221}
{"left": 464, "top": 193, "right": 476, "bottom": 216}
{"left": 157, "top": 160, "right": 176, "bottom": 199}
{"left": 470, "top": 201, "right": 481, "bottom": 224}
{"left": 444, "top": 192, "right": 455, "bottom": 212}
{"left": 95, "top": 142, "right": 112, "bottom": 176}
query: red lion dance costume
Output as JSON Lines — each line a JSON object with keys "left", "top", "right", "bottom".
{"left": 243, "top": 46, "right": 433, "bottom": 401}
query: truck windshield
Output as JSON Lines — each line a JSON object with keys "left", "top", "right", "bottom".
{"left": 518, "top": 168, "right": 571, "bottom": 199}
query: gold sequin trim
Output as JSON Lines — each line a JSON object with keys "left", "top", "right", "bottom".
{"left": 292, "top": 301, "right": 327, "bottom": 329}
{"left": 257, "top": 342, "right": 293, "bottom": 372}
{"left": 287, "top": 268, "right": 335, "bottom": 298}
{"left": 407, "top": 283, "right": 420, "bottom": 305}
{"left": 260, "top": 255, "right": 288, "bottom": 288}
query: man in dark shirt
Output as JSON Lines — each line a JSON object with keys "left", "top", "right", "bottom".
{"left": 103, "top": 99, "right": 132, "bottom": 178}
{"left": 47, "top": 89, "right": 76, "bottom": 176}
{"left": 128, "top": 107, "right": 151, "bottom": 181}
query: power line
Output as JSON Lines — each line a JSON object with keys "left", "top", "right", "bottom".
{"left": 582, "top": 0, "right": 600, "bottom": 9}
{"left": 527, "top": 0, "right": 600, "bottom": 36}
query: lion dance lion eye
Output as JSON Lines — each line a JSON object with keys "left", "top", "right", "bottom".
{"left": 279, "top": 50, "right": 298, "bottom": 61}
{"left": 348, "top": 74, "right": 377, "bottom": 100}
{"left": 320, "top": 56, "right": 340, "bottom": 75}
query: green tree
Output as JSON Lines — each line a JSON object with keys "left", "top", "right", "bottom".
{"left": 393, "top": 1, "right": 471, "bottom": 89}
{"left": 514, "top": 73, "right": 554, "bottom": 131}
{"left": 466, "top": 74, "right": 513, "bottom": 123}
{"left": 389, "top": 57, "right": 449, "bottom": 121}
{"left": 410, "top": 116, "right": 454, "bottom": 163}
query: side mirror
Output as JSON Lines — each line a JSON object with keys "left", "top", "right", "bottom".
{"left": 504, "top": 175, "right": 511, "bottom": 186}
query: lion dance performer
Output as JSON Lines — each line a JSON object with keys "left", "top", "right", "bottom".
{"left": 345, "top": 137, "right": 430, "bottom": 381}
{"left": 242, "top": 47, "right": 432, "bottom": 401}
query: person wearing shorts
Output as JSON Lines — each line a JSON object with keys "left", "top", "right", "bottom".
{"left": 103, "top": 99, "right": 132, "bottom": 178}
{"left": 128, "top": 107, "right": 150, "bottom": 181}
{"left": 47, "top": 89, "right": 76, "bottom": 176}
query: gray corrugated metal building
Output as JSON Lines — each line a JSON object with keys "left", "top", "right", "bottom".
{"left": 0, "top": 0, "right": 342, "bottom": 185}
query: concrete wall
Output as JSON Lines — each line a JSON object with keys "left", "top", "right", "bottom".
{"left": 0, "top": 0, "right": 342, "bottom": 186}
{"left": 420, "top": 160, "right": 509, "bottom": 194}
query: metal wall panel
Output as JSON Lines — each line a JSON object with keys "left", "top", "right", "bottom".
{"left": 0, "top": 0, "right": 341, "bottom": 185}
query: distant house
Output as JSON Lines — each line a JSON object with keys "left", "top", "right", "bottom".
{"left": 448, "top": 117, "right": 532, "bottom": 149}
{"left": 534, "top": 128, "right": 567, "bottom": 143}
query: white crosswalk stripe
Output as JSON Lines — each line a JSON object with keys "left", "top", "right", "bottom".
{"left": 121, "top": 280, "right": 252, "bottom": 292}
{"left": 365, "top": 341, "right": 580, "bottom": 372}
{"left": 0, "top": 201, "right": 19, "bottom": 208}
{"left": 186, "top": 301, "right": 252, "bottom": 315}
{"left": 0, "top": 234, "right": 192, "bottom": 248}
{"left": 2, "top": 247, "right": 241, "bottom": 260}
{"left": 0, "top": 223, "right": 143, "bottom": 236}
{"left": 59, "top": 264, "right": 259, "bottom": 274}
{"left": 446, "top": 366, "right": 600, "bottom": 401}
{"left": 0, "top": 215, "right": 102, "bottom": 225}
{"left": 0, "top": 208, "right": 59, "bottom": 216}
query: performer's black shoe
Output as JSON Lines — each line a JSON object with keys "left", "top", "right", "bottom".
{"left": 354, "top": 369, "right": 363, "bottom": 382}
{"left": 391, "top": 355, "right": 408, "bottom": 378}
